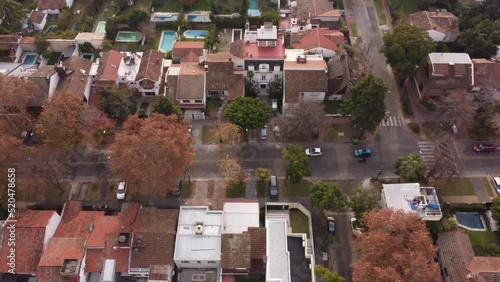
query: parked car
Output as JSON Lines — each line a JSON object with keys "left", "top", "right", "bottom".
{"left": 269, "top": 175, "right": 278, "bottom": 198}
{"left": 172, "top": 179, "right": 183, "bottom": 196}
{"left": 493, "top": 177, "right": 500, "bottom": 194}
{"left": 474, "top": 144, "right": 496, "bottom": 153}
{"left": 327, "top": 217, "right": 336, "bottom": 234}
{"left": 261, "top": 126, "right": 268, "bottom": 140}
{"left": 116, "top": 181, "right": 127, "bottom": 200}
{"left": 354, "top": 148, "right": 372, "bottom": 157}
{"left": 305, "top": 147, "right": 322, "bottom": 156}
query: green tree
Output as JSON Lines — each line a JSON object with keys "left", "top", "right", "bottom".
{"left": 263, "top": 8, "right": 282, "bottom": 25}
{"left": 255, "top": 167, "right": 272, "bottom": 182}
{"left": 459, "top": 19, "right": 500, "bottom": 59}
{"left": 382, "top": 24, "right": 436, "bottom": 82}
{"left": 129, "top": 9, "right": 149, "bottom": 28}
{"left": 34, "top": 33, "right": 50, "bottom": 54}
{"left": 0, "top": 0, "right": 27, "bottom": 33}
{"left": 204, "top": 24, "right": 220, "bottom": 50}
{"left": 57, "top": 9, "right": 72, "bottom": 30}
{"left": 105, "top": 18, "right": 117, "bottom": 40}
{"left": 395, "top": 154, "right": 426, "bottom": 182}
{"left": 310, "top": 181, "right": 348, "bottom": 211}
{"left": 77, "top": 12, "right": 94, "bottom": 32}
{"left": 281, "top": 144, "right": 311, "bottom": 184}
{"left": 152, "top": 95, "right": 183, "bottom": 121}
{"left": 42, "top": 49, "right": 52, "bottom": 59}
{"left": 345, "top": 75, "right": 387, "bottom": 133}
{"left": 245, "top": 78, "right": 259, "bottom": 98}
{"left": 267, "top": 77, "right": 283, "bottom": 109}
{"left": 100, "top": 86, "right": 136, "bottom": 120}
{"left": 491, "top": 197, "right": 500, "bottom": 221}
{"left": 224, "top": 97, "right": 271, "bottom": 130}
{"left": 315, "top": 266, "right": 345, "bottom": 282}
{"left": 349, "top": 187, "right": 381, "bottom": 221}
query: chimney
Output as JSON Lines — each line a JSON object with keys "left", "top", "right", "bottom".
{"left": 448, "top": 62, "right": 455, "bottom": 76}
{"left": 54, "top": 64, "right": 68, "bottom": 79}
{"left": 228, "top": 57, "right": 232, "bottom": 62}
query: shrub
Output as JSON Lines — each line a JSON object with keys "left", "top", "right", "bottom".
{"left": 46, "top": 30, "right": 78, "bottom": 39}
{"left": 402, "top": 92, "right": 413, "bottom": 116}
{"left": 419, "top": 99, "right": 436, "bottom": 111}
{"left": 42, "top": 49, "right": 52, "bottom": 59}
{"left": 409, "top": 122, "right": 420, "bottom": 133}
{"left": 473, "top": 244, "right": 500, "bottom": 257}
{"left": 129, "top": 9, "right": 149, "bottom": 28}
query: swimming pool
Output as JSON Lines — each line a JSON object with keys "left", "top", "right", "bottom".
{"left": 115, "top": 31, "right": 143, "bottom": 42}
{"left": 187, "top": 15, "right": 211, "bottom": 22}
{"left": 184, "top": 30, "right": 208, "bottom": 39}
{"left": 151, "top": 12, "right": 179, "bottom": 22}
{"left": 247, "top": 0, "right": 261, "bottom": 17}
{"left": 95, "top": 21, "right": 106, "bottom": 33}
{"left": 159, "top": 31, "right": 176, "bottom": 52}
{"left": 81, "top": 53, "right": 94, "bottom": 61}
{"left": 454, "top": 212, "right": 486, "bottom": 231}
{"left": 23, "top": 54, "right": 37, "bottom": 65}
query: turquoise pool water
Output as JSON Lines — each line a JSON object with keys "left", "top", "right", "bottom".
{"left": 247, "top": 0, "right": 261, "bottom": 17}
{"left": 95, "top": 21, "right": 106, "bottom": 33}
{"left": 152, "top": 13, "right": 179, "bottom": 22}
{"left": 187, "top": 15, "right": 211, "bottom": 22}
{"left": 23, "top": 54, "right": 37, "bottom": 65}
{"left": 159, "top": 31, "right": 176, "bottom": 52}
{"left": 184, "top": 30, "right": 208, "bottom": 38}
{"left": 115, "top": 31, "right": 142, "bottom": 42}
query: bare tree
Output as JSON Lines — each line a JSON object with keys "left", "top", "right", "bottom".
{"left": 218, "top": 157, "right": 250, "bottom": 186}
{"left": 283, "top": 101, "right": 326, "bottom": 138}
{"left": 354, "top": 37, "right": 375, "bottom": 77}
{"left": 437, "top": 89, "right": 477, "bottom": 126}
{"left": 139, "top": 22, "right": 156, "bottom": 44}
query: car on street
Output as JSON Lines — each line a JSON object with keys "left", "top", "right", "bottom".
{"left": 269, "top": 175, "right": 278, "bottom": 198}
{"left": 354, "top": 148, "right": 372, "bottom": 157}
{"left": 327, "top": 217, "right": 336, "bottom": 234}
{"left": 305, "top": 147, "right": 322, "bottom": 156}
{"left": 474, "top": 144, "right": 496, "bottom": 153}
{"left": 172, "top": 179, "right": 183, "bottom": 196}
{"left": 116, "top": 181, "right": 127, "bottom": 200}
{"left": 493, "top": 177, "right": 500, "bottom": 194}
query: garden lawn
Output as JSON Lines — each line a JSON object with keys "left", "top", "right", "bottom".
{"left": 325, "top": 123, "right": 352, "bottom": 142}
{"left": 94, "top": 1, "right": 117, "bottom": 25}
{"left": 206, "top": 97, "right": 222, "bottom": 117}
{"left": 280, "top": 179, "right": 312, "bottom": 197}
{"left": 181, "top": 181, "right": 195, "bottom": 199}
{"left": 86, "top": 183, "right": 101, "bottom": 200}
{"left": 122, "top": 0, "right": 152, "bottom": 15}
{"left": 216, "top": 0, "right": 246, "bottom": 14}
{"left": 156, "top": 0, "right": 182, "bottom": 12}
{"left": 465, "top": 229, "right": 497, "bottom": 245}
{"left": 289, "top": 209, "right": 310, "bottom": 238}
{"left": 374, "top": 0, "right": 387, "bottom": 25}
{"left": 257, "top": 181, "right": 267, "bottom": 197}
{"left": 433, "top": 178, "right": 475, "bottom": 196}
{"left": 192, "top": 0, "right": 211, "bottom": 11}
{"left": 350, "top": 23, "right": 358, "bottom": 37}
{"left": 226, "top": 182, "right": 246, "bottom": 198}
{"left": 324, "top": 100, "right": 344, "bottom": 114}
{"left": 398, "top": 0, "right": 419, "bottom": 15}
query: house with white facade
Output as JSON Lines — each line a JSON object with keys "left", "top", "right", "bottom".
{"left": 380, "top": 183, "right": 443, "bottom": 221}
{"left": 118, "top": 50, "right": 166, "bottom": 96}
{"left": 30, "top": 10, "right": 47, "bottom": 31}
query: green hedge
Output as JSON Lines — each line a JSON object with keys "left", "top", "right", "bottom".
{"left": 473, "top": 244, "right": 500, "bottom": 257}
{"left": 210, "top": 15, "right": 264, "bottom": 29}
{"left": 448, "top": 203, "right": 488, "bottom": 213}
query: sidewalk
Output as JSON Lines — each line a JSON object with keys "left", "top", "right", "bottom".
{"left": 470, "top": 177, "right": 492, "bottom": 203}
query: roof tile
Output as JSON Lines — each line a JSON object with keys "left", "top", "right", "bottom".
{"left": 221, "top": 234, "right": 251, "bottom": 269}
{"left": 176, "top": 63, "right": 205, "bottom": 99}
{"left": 291, "top": 28, "right": 344, "bottom": 52}
{"left": 409, "top": 11, "right": 459, "bottom": 34}
{"left": 135, "top": 50, "right": 164, "bottom": 82}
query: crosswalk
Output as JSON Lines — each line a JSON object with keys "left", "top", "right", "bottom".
{"left": 418, "top": 141, "right": 436, "bottom": 174}
{"left": 380, "top": 116, "right": 405, "bottom": 127}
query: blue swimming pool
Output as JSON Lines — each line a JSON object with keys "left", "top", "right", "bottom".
{"left": 23, "top": 54, "right": 37, "bottom": 65}
{"left": 81, "top": 53, "right": 94, "bottom": 61}
{"left": 184, "top": 30, "right": 208, "bottom": 39}
{"left": 187, "top": 15, "right": 211, "bottom": 22}
{"left": 159, "top": 31, "right": 176, "bottom": 52}
{"left": 95, "top": 21, "right": 106, "bottom": 33}
{"left": 247, "top": 0, "right": 261, "bottom": 17}
{"left": 455, "top": 213, "right": 486, "bottom": 231}
{"left": 152, "top": 13, "right": 179, "bottom": 22}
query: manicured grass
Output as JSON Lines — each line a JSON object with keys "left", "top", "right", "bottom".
{"left": 181, "top": 180, "right": 195, "bottom": 199}
{"left": 206, "top": 97, "right": 222, "bottom": 117}
{"left": 257, "top": 181, "right": 267, "bottom": 197}
{"left": 155, "top": 0, "right": 182, "bottom": 12}
{"left": 433, "top": 178, "right": 475, "bottom": 196}
{"left": 86, "top": 183, "right": 101, "bottom": 200}
{"left": 44, "top": 20, "right": 59, "bottom": 32}
{"left": 324, "top": 100, "right": 345, "bottom": 114}
{"left": 398, "top": 0, "right": 419, "bottom": 15}
{"left": 465, "top": 229, "right": 497, "bottom": 245}
{"left": 374, "top": 0, "right": 387, "bottom": 25}
{"left": 226, "top": 182, "right": 246, "bottom": 198}
{"left": 350, "top": 23, "right": 358, "bottom": 37}
{"left": 483, "top": 177, "right": 495, "bottom": 197}
{"left": 279, "top": 179, "right": 312, "bottom": 197}
{"left": 215, "top": 0, "right": 246, "bottom": 14}
{"left": 325, "top": 123, "right": 352, "bottom": 142}
{"left": 202, "top": 125, "right": 220, "bottom": 144}
{"left": 289, "top": 209, "right": 310, "bottom": 238}
{"left": 192, "top": 0, "right": 211, "bottom": 10}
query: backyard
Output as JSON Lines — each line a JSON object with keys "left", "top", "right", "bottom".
{"left": 212, "top": 0, "right": 248, "bottom": 14}
{"left": 154, "top": 0, "right": 183, "bottom": 12}
{"left": 289, "top": 209, "right": 311, "bottom": 238}
{"left": 432, "top": 178, "right": 475, "bottom": 196}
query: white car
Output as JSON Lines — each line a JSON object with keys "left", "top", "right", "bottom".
{"left": 116, "top": 181, "right": 127, "bottom": 200}
{"left": 305, "top": 147, "right": 322, "bottom": 157}
{"left": 493, "top": 177, "right": 500, "bottom": 194}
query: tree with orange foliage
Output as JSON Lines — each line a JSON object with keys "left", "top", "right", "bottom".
{"left": 108, "top": 114, "right": 195, "bottom": 192}
{"left": 0, "top": 75, "right": 37, "bottom": 130}
{"left": 351, "top": 209, "right": 440, "bottom": 282}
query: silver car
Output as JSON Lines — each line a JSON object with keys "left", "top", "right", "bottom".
{"left": 493, "top": 177, "right": 500, "bottom": 194}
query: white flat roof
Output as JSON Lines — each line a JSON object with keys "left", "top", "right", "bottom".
{"left": 382, "top": 183, "right": 422, "bottom": 212}
{"left": 257, "top": 25, "right": 278, "bottom": 40}
{"left": 168, "top": 66, "right": 181, "bottom": 76}
{"left": 174, "top": 206, "right": 223, "bottom": 261}
{"left": 266, "top": 219, "right": 290, "bottom": 282}
{"left": 429, "top": 52, "right": 472, "bottom": 65}
{"left": 101, "top": 259, "right": 115, "bottom": 281}
{"left": 223, "top": 202, "right": 260, "bottom": 233}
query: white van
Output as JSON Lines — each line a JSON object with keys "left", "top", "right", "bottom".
{"left": 261, "top": 125, "right": 268, "bottom": 140}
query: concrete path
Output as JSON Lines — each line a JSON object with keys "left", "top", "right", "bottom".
{"left": 470, "top": 177, "right": 491, "bottom": 203}
{"left": 246, "top": 178, "right": 257, "bottom": 199}
{"left": 191, "top": 120, "right": 204, "bottom": 145}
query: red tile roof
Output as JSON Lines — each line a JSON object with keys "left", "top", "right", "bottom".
{"left": 230, "top": 38, "right": 285, "bottom": 59}
{"left": 84, "top": 234, "right": 131, "bottom": 272}
{"left": 37, "top": 238, "right": 85, "bottom": 282}
{"left": 291, "top": 28, "right": 344, "bottom": 52}
{"left": 221, "top": 233, "right": 251, "bottom": 269}
{"left": 172, "top": 41, "right": 204, "bottom": 62}
{"left": 409, "top": 11, "right": 459, "bottom": 34}
{"left": 296, "top": 0, "right": 336, "bottom": 22}
{"left": 57, "top": 56, "right": 93, "bottom": 98}
{"left": 472, "top": 59, "right": 500, "bottom": 89}
{"left": 284, "top": 61, "right": 328, "bottom": 104}
{"left": 86, "top": 216, "right": 121, "bottom": 248}
{"left": 248, "top": 227, "right": 266, "bottom": 259}
{"left": 135, "top": 50, "right": 164, "bottom": 82}
{"left": 97, "top": 50, "right": 122, "bottom": 81}
{"left": 38, "top": 0, "right": 66, "bottom": 9}
{"left": 20, "top": 36, "right": 36, "bottom": 45}
{"left": 30, "top": 11, "right": 46, "bottom": 24}
{"left": 176, "top": 63, "right": 205, "bottom": 100}
{"left": 206, "top": 52, "right": 245, "bottom": 100}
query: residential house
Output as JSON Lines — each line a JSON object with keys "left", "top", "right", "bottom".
{"left": 172, "top": 41, "right": 205, "bottom": 63}
{"left": 221, "top": 234, "right": 251, "bottom": 275}
{"left": 230, "top": 22, "right": 285, "bottom": 90}
{"left": 173, "top": 62, "right": 206, "bottom": 119}
{"left": 409, "top": 10, "right": 459, "bottom": 42}
{"left": 205, "top": 52, "right": 245, "bottom": 101}
{"left": 174, "top": 206, "right": 223, "bottom": 281}
{"left": 117, "top": 50, "right": 166, "bottom": 96}
{"left": 291, "top": 28, "right": 344, "bottom": 58}
{"left": 83, "top": 203, "right": 141, "bottom": 281}
{"left": 88, "top": 50, "right": 122, "bottom": 106}
{"left": 28, "top": 66, "right": 60, "bottom": 107}
{"left": 291, "top": 0, "right": 340, "bottom": 32}
{"left": 265, "top": 203, "right": 316, "bottom": 282}
{"left": 415, "top": 52, "right": 474, "bottom": 97}
{"left": 0, "top": 62, "right": 29, "bottom": 76}
{"left": 30, "top": 10, "right": 47, "bottom": 31}
{"left": 380, "top": 183, "right": 442, "bottom": 221}
{"left": 472, "top": 59, "right": 500, "bottom": 91}
{"left": 283, "top": 49, "right": 328, "bottom": 114}
{"left": 0, "top": 35, "right": 20, "bottom": 62}
{"left": 129, "top": 207, "right": 179, "bottom": 279}
{"left": 0, "top": 210, "right": 61, "bottom": 277}
{"left": 55, "top": 56, "right": 93, "bottom": 102}
{"left": 36, "top": 201, "right": 104, "bottom": 282}
{"left": 37, "top": 0, "right": 74, "bottom": 15}
{"left": 437, "top": 229, "right": 500, "bottom": 281}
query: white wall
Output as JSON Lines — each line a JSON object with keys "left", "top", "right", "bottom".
{"left": 66, "top": 0, "right": 74, "bottom": 8}
{"left": 427, "top": 30, "right": 445, "bottom": 42}
{"left": 39, "top": 8, "right": 61, "bottom": 15}
{"left": 75, "top": 36, "right": 104, "bottom": 50}
{"left": 174, "top": 259, "right": 220, "bottom": 269}
{"left": 48, "top": 74, "right": 61, "bottom": 100}
{"left": 43, "top": 212, "right": 61, "bottom": 251}
{"left": 301, "top": 91, "right": 325, "bottom": 101}
{"left": 34, "top": 15, "right": 48, "bottom": 31}
{"left": 310, "top": 47, "right": 336, "bottom": 58}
